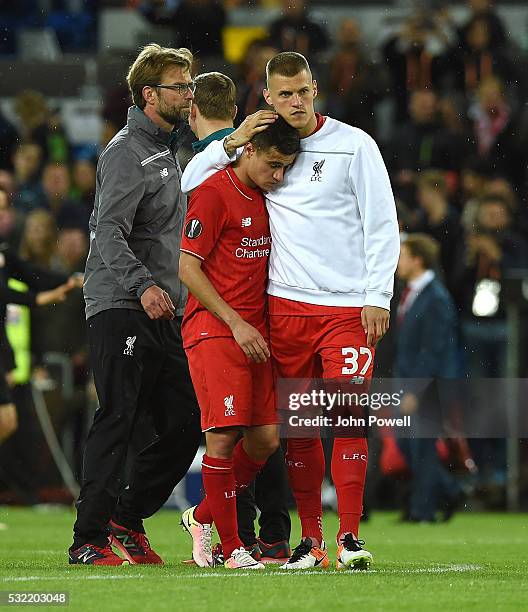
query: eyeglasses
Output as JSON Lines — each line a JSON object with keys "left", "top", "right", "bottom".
{"left": 150, "top": 82, "right": 196, "bottom": 95}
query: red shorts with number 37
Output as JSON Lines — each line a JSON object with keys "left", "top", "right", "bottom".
{"left": 268, "top": 296, "right": 375, "bottom": 393}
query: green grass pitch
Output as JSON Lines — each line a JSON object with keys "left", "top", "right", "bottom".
{"left": 1, "top": 508, "right": 527, "bottom": 611}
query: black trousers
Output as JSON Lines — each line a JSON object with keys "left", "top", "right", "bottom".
{"left": 236, "top": 444, "right": 291, "bottom": 546}
{"left": 73, "top": 309, "right": 201, "bottom": 548}
{"left": 0, "top": 383, "right": 39, "bottom": 505}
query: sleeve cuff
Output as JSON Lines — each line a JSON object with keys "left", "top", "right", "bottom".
{"left": 364, "top": 291, "right": 392, "bottom": 311}
{"left": 221, "top": 137, "right": 238, "bottom": 162}
{"left": 136, "top": 279, "right": 156, "bottom": 299}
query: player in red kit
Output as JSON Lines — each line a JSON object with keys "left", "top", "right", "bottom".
{"left": 180, "top": 52, "right": 400, "bottom": 571}
{"left": 178, "top": 117, "right": 299, "bottom": 570}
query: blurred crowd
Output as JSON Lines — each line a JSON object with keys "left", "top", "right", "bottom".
{"left": 0, "top": 0, "right": 527, "bottom": 509}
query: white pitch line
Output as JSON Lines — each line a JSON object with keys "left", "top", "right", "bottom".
{"left": 2, "top": 564, "right": 482, "bottom": 582}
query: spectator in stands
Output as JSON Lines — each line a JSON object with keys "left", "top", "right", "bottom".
{"left": 19, "top": 209, "right": 58, "bottom": 269}
{"left": 452, "top": 189, "right": 524, "bottom": 493}
{"left": 141, "top": 0, "right": 226, "bottom": 57}
{"left": 452, "top": 193, "right": 527, "bottom": 377}
{"left": 482, "top": 175, "right": 528, "bottom": 240}
{"left": 40, "top": 163, "right": 89, "bottom": 231}
{"left": 383, "top": 11, "right": 453, "bottom": 121}
{"left": 483, "top": 176, "right": 517, "bottom": 209}
{"left": 458, "top": 160, "right": 488, "bottom": 216}
{"left": 468, "top": 76, "right": 525, "bottom": 189}
{"left": 11, "top": 142, "right": 44, "bottom": 213}
{"left": 0, "top": 186, "right": 25, "bottom": 251}
{"left": 450, "top": 15, "right": 516, "bottom": 98}
{"left": 14, "top": 91, "right": 70, "bottom": 164}
{"left": 268, "top": 0, "right": 329, "bottom": 60}
{"left": 386, "top": 89, "right": 462, "bottom": 202}
{"left": 0, "top": 170, "right": 14, "bottom": 198}
{"left": 55, "top": 224, "right": 88, "bottom": 276}
{"left": 236, "top": 39, "right": 279, "bottom": 123}
{"left": 325, "top": 18, "right": 386, "bottom": 137}
{"left": 459, "top": 0, "right": 507, "bottom": 50}
{"left": 0, "top": 232, "right": 77, "bottom": 505}
{"left": 71, "top": 159, "right": 96, "bottom": 219}
{"left": 411, "top": 171, "right": 462, "bottom": 287}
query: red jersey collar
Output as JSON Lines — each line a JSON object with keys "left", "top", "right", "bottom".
{"left": 306, "top": 112, "right": 326, "bottom": 137}
{"left": 225, "top": 167, "right": 261, "bottom": 201}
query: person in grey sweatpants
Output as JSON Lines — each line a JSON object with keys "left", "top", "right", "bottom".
{"left": 70, "top": 44, "right": 201, "bottom": 566}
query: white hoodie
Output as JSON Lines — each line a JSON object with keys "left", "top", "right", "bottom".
{"left": 181, "top": 117, "right": 400, "bottom": 310}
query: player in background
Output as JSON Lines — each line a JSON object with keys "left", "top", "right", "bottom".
{"left": 179, "top": 117, "right": 299, "bottom": 570}
{"left": 180, "top": 52, "right": 400, "bottom": 571}
{"left": 184, "top": 72, "right": 292, "bottom": 563}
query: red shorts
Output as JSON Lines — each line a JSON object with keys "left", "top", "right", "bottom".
{"left": 186, "top": 337, "right": 277, "bottom": 432}
{"left": 269, "top": 297, "right": 375, "bottom": 425}
{"left": 269, "top": 297, "right": 375, "bottom": 381}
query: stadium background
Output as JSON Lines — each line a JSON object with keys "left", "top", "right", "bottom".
{"left": 0, "top": 0, "right": 528, "bottom": 518}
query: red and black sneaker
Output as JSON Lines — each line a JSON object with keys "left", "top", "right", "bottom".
{"left": 245, "top": 542, "right": 262, "bottom": 561}
{"left": 257, "top": 538, "right": 292, "bottom": 563}
{"left": 69, "top": 543, "right": 128, "bottom": 566}
{"left": 108, "top": 519, "right": 164, "bottom": 565}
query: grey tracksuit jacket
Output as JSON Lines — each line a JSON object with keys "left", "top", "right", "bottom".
{"left": 84, "top": 106, "right": 189, "bottom": 319}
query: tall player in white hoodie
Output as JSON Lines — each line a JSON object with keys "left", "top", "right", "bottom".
{"left": 181, "top": 52, "right": 400, "bottom": 571}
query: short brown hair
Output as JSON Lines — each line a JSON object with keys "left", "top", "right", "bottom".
{"left": 251, "top": 116, "right": 300, "bottom": 156}
{"left": 193, "top": 72, "right": 236, "bottom": 121}
{"left": 127, "top": 44, "right": 193, "bottom": 110}
{"left": 266, "top": 52, "right": 311, "bottom": 84}
{"left": 403, "top": 233, "right": 440, "bottom": 270}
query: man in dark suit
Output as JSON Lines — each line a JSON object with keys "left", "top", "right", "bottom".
{"left": 395, "top": 233, "right": 462, "bottom": 522}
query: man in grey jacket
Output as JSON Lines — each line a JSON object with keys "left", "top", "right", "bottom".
{"left": 70, "top": 44, "right": 201, "bottom": 566}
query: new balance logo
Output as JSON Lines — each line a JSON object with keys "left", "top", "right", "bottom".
{"left": 78, "top": 550, "right": 97, "bottom": 563}
{"left": 160, "top": 167, "right": 169, "bottom": 178}
{"left": 342, "top": 453, "right": 367, "bottom": 462}
{"left": 117, "top": 535, "right": 134, "bottom": 550}
{"left": 123, "top": 335, "right": 136, "bottom": 356}
{"left": 311, "top": 159, "right": 325, "bottom": 181}
{"left": 224, "top": 395, "right": 235, "bottom": 416}
{"left": 241, "top": 217, "right": 252, "bottom": 227}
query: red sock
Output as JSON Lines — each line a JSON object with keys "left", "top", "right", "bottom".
{"left": 200, "top": 454, "right": 243, "bottom": 558}
{"left": 233, "top": 439, "right": 266, "bottom": 492}
{"left": 331, "top": 437, "right": 368, "bottom": 541}
{"left": 194, "top": 444, "right": 266, "bottom": 527}
{"left": 286, "top": 438, "right": 325, "bottom": 544}
{"left": 194, "top": 454, "right": 213, "bottom": 525}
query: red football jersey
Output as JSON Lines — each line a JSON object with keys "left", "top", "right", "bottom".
{"left": 181, "top": 167, "right": 271, "bottom": 348}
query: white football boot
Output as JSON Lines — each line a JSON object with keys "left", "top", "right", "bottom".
{"left": 336, "top": 534, "right": 373, "bottom": 570}
{"left": 180, "top": 506, "right": 213, "bottom": 567}
{"left": 224, "top": 547, "right": 265, "bottom": 570}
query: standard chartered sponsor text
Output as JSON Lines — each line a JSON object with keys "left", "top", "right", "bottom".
{"left": 235, "top": 235, "right": 271, "bottom": 258}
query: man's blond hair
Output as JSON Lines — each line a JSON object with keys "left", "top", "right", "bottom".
{"left": 127, "top": 44, "right": 193, "bottom": 110}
